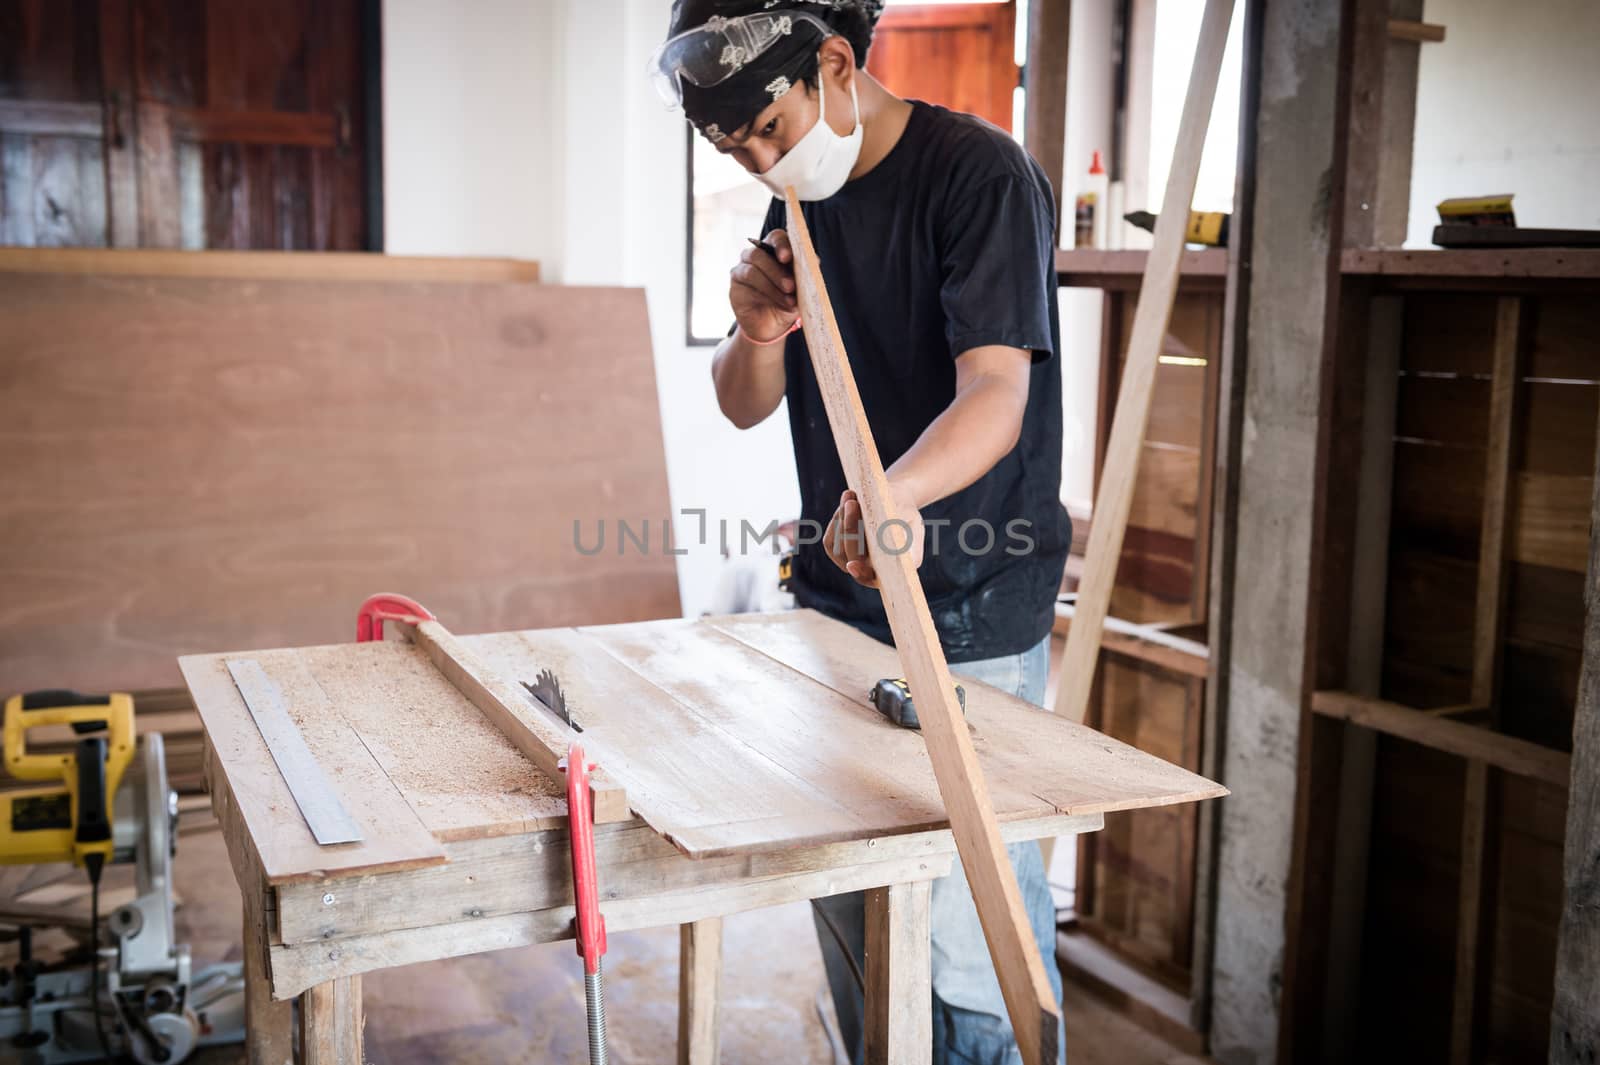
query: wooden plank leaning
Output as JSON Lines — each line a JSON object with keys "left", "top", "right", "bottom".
{"left": 1054, "top": 0, "right": 1237, "bottom": 726}
{"left": 784, "top": 189, "right": 1060, "bottom": 1065}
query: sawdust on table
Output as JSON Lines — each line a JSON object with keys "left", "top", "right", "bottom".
{"left": 301, "top": 641, "right": 565, "bottom": 836}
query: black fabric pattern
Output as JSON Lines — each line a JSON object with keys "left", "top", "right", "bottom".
{"left": 763, "top": 102, "right": 1072, "bottom": 663}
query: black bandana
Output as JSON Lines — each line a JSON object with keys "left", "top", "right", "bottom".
{"left": 667, "top": 0, "right": 885, "bottom": 143}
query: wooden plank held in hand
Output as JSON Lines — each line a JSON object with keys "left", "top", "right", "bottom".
{"left": 784, "top": 190, "right": 1060, "bottom": 1065}
{"left": 402, "top": 619, "right": 631, "bottom": 824}
{"left": 1054, "top": 0, "right": 1236, "bottom": 726}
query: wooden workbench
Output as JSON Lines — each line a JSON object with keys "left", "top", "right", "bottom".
{"left": 182, "top": 609, "right": 1224, "bottom": 1064}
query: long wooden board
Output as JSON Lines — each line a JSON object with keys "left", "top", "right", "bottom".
{"left": 1055, "top": 0, "right": 1236, "bottom": 725}
{"left": 0, "top": 247, "right": 541, "bottom": 282}
{"left": 785, "top": 190, "right": 1059, "bottom": 1065}
{"left": 1, "top": 275, "right": 678, "bottom": 695}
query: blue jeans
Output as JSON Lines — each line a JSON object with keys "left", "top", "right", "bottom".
{"left": 812, "top": 635, "right": 1067, "bottom": 1064}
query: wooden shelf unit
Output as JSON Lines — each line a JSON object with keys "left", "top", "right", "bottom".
{"left": 1053, "top": 258, "right": 1225, "bottom": 1033}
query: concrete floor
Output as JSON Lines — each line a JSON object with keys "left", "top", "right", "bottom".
{"left": 168, "top": 825, "right": 1207, "bottom": 1065}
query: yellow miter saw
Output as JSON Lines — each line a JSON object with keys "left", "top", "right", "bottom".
{"left": 0, "top": 691, "right": 244, "bottom": 1064}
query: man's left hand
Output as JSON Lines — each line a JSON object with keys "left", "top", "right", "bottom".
{"left": 822, "top": 483, "right": 924, "bottom": 589}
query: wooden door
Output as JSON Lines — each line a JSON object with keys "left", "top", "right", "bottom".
{"left": 0, "top": 0, "right": 375, "bottom": 250}
{"left": 867, "top": 1, "right": 1019, "bottom": 132}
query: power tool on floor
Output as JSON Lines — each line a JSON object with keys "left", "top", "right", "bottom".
{"left": 0, "top": 691, "right": 245, "bottom": 1064}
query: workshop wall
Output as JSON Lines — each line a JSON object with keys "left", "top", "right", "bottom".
{"left": 382, "top": 0, "right": 801, "bottom": 618}
{"left": 1407, "top": 0, "right": 1600, "bottom": 245}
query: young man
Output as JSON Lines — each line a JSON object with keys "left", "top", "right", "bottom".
{"left": 653, "top": 2, "right": 1071, "bottom": 1061}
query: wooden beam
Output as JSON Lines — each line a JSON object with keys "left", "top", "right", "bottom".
{"left": 1341, "top": 248, "right": 1600, "bottom": 280}
{"left": 0, "top": 247, "right": 541, "bottom": 282}
{"left": 1052, "top": 602, "right": 1209, "bottom": 678}
{"left": 1387, "top": 18, "right": 1445, "bottom": 43}
{"left": 0, "top": 100, "right": 103, "bottom": 138}
{"left": 1451, "top": 296, "right": 1525, "bottom": 1064}
{"left": 244, "top": 905, "right": 294, "bottom": 1065}
{"left": 297, "top": 976, "right": 363, "bottom": 1065}
{"left": 1309, "top": 691, "right": 1572, "bottom": 788}
{"left": 98, "top": 0, "right": 140, "bottom": 248}
{"left": 678, "top": 918, "right": 722, "bottom": 1065}
{"left": 1319, "top": 293, "right": 1403, "bottom": 1061}
{"left": 784, "top": 190, "right": 1059, "bottom": 1065}
{"left": 864, "top": 879, "right": 934, "bottom": 1065}
{"left": 1190, "top": 0, "right": 1265, "bottom": 1031}
{"left": 1022, "top": 0, "right": 1071, "bottom": 222}
{"left": 169, "top": 107, "right": 339, "bottom": 148}
{"left": 1054, "top": 0, "right": 1236, "bottom": 726}
{"left": 403, "top": 619, "right": 631, "bottom": 824}
{"left": 1550, "top": 396, "right": 1600, "bottom": 1063}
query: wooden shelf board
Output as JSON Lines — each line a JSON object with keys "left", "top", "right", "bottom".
{"left": 1055, "top": 248, "right": 1228, "bottom": 289}
{"left": 1340, "top": 247, "right": 1600, "bottom": 281}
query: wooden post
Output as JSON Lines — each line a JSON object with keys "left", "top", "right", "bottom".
{"left": 243, "top": 906, "right": 294, "bottom": 1065}
{"left": 1191, "top": 0, "right": 1264, "bottom": 1032}
{"left": 678, "top": 918, "right": 723, "bottom": 1065}
{"left": 1054, "top": 0, "right": 1236, "bottom": 726}
{"left": 298, "top": 976, "right": 363, "bottom": 1065}
{"left": 1318, "top": 294, "right": 1403, "bottom": 1062}
{"left": 1551, "top": 393, "right": 1600, "bottom": 1063}
{"left": 1451, "top": 296, "right": 1525, "bottom": 1063}
{"left": 1022, "top": 0, "right": 1071, "bottom": 221}
{"left": 864, "top": 880, "right": 933, "bottom": 1065}
{"left": 1208, "top": 0, "right": 1351, "bottom": 1057}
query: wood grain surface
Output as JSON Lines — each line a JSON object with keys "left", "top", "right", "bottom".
{"left": 1, "top": 274, "right": 679, "bottom": 694}
{"left": 190, "top": 611, "right": 1224, "bottom": 888}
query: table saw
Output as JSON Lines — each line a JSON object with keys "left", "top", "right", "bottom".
{"left": 180, "top": 606, "right": 1225, "bottom": 1064}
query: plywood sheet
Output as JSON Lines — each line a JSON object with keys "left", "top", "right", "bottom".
{"left": 0, "top": 274, "right": 678, "bottom": 694}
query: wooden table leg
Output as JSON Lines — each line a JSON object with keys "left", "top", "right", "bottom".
{"left": 298, "top": 975, "right": 364, "bottom": 1065}
{"left": 863, "top": 880, "right": 932, "bottom": 1065}
{"left": 678, "top": 917, "right": 723, "bottom": 1065}
{"left": 243, "top": 905, "right": 293, "bottom": 1065}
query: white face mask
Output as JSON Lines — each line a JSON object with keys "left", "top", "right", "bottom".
{"left": 755, "top": 68, "right": 863, "bottom": 202}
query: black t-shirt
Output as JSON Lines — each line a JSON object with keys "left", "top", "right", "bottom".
{"left": 762, "top": 100, "right": 1071, "bottom": 663}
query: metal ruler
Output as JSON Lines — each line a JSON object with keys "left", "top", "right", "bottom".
{"left": 226, "top": 657, "right": 364, "bottom": 846}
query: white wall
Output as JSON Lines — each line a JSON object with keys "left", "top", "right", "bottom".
{"left": 383, "top": 0, "right": 800, "bottom": 618}
{"left": 382, "top": 0, "right": 564, "bottom": 262}
{"left": 1057, "top": 0, "right": 1116, "bottom": 513}
{"left": 1407, "top": 0, "right": 1600, "bottom": 246}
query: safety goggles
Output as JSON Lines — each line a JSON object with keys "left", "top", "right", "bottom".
{"left": 648, "top": 10, "right": 834, "bottom": 108}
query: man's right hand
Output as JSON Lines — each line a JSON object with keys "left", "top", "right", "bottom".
{"left": 729, "top": 229, "right": 799, "bottom": 345}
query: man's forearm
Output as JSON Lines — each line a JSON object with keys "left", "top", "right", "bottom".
{"left": 886, "top": 372, "right": 1028, "bottom": 508}
{"left": 711, "top": 331, "right": 788, "bottom": 429}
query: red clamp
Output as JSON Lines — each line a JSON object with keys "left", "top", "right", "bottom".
{"left": 354, "top": 593, "right": 436, "bottom": 643}
{"left": 564, "top": 741, "right": 607, "bottom": 973}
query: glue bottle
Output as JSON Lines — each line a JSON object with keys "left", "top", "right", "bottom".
{"left": 1074, "top": 150, "right": 1108, "bottom": 249}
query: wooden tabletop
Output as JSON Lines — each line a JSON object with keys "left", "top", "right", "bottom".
{"left": 183, "top": 609, "right": 1225, "bottom": 885}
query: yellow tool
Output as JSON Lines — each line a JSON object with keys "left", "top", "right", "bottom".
{"left": 1, "top": 691, "right": 134, "bottom": 868}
